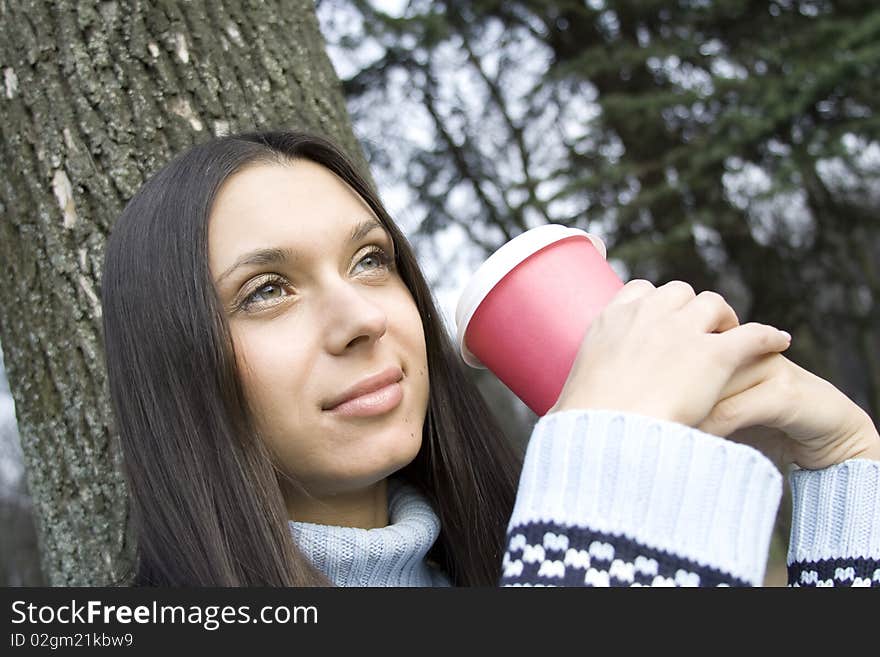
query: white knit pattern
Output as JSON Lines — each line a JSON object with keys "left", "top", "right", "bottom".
{"left": 791, "top": 566, "right": 880, "bottom": 587}
{"left": 502, "top": 532, "right": 717, "bottom": 586}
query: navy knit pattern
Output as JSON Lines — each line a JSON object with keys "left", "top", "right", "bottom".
{"left": 501, "top": 521, "right": 748, "bottom": 587}
{"left": 787, "top": 557, "right": 880, "bottom": 587}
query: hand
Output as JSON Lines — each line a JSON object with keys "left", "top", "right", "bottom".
{"left": 696, "top": 351, "right": 880, "bottom": 470}
{"left": 547, "top": 279, "right": 793, "bottom": 429}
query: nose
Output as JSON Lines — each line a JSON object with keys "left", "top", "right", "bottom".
{"left": 322, "top": 280, "right": 388, "bottom": 354}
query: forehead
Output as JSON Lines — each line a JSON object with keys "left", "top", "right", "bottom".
{"left": 208, "top": 160, "right": 379, "bottom": 266}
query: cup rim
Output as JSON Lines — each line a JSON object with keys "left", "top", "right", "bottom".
{"left": 454, "top": 224, "right": 606, "bottom": 369}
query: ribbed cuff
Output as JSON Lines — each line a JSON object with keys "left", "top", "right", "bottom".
{"left": 788, "top": 459, "right": 880, "bottom": 565}
{"left": 509, "top": 409, "right": 783, "bottom": 586}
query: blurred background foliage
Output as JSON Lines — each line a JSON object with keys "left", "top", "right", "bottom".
{"left": 318, "top": 0, "right": 880, "bottom": 424}
{"left": 319, "top": 0, "right": 880, "bottom": 585}
{"left": 3, "top": 0, "right": 878, "bottom": 585}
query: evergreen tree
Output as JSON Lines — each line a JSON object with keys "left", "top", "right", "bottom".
{"left": 325, "top": 0, "right": 880, "bottom": 423}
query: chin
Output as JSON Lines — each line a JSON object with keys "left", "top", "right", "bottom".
{"left": 306, "top": 418, "right": 424, "bottom": 492}
{"left": 353, "top": 434, "right": 423, "bottom": 489}
{"left": 378, "top": 431, "right": 424, "bottom": 477}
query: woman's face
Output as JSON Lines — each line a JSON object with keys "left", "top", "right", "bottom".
{"left": 208, "top": 160, "right": 429, "bottom": 506}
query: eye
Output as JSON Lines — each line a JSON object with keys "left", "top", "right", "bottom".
{"left": 237, "top": 275, "right": 289, "bottom": 312}
{"left": 353, "top": 246, "right": 394, "bottom": 275}
{"left": 234, "top": 246, "right": 395, "bottom": 314}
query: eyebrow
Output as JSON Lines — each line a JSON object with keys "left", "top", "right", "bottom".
{"left": 215, "top": 218, "right": 389, "bottom": 286}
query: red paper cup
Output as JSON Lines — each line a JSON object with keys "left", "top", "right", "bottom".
{"left": 455, "top": 224, "right": 624, "bottom": 416}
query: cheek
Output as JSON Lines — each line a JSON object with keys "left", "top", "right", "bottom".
{"left": 397, "top": 297, "right": 430, "bottom": 399}
{"left": 231, "top": 325, "right": 314, "bottom": 426}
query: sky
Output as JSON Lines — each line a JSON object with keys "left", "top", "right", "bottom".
{"left": 0, "top": 344, "right": 23, "bottom": 498}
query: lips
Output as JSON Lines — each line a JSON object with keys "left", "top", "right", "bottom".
{"left": 322, "top": 365, "right": 404, "bottom": 411}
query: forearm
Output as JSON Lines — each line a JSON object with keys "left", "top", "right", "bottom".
{"left": 500, "top": 409, "right": 782, "bottom": 586}
{"left": 787, "top": 458, "right": 880, "bottom": 587}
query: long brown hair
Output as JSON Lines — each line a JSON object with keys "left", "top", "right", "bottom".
{"left": 101, "top": 131, "right": 523, "bottom": 586}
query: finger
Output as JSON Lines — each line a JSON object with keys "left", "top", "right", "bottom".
{"left": 607, "top": 278, "right": 656, "bottom": 307}
{"left": 716, "top": 352, "right": 784, "bottom": 403}
{"left": 681, "top": 290, "right": 740, "bottom": 334}
{"left": 649, "top": 280, "right": 697, "bottom": 311}
{"left": 714, "top": 321, "right": 791, "bottom": 370}
{"left": 696, "top": 378, "right": 787, "bottom": 438}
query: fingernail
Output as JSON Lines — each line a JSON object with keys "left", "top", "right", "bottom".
{"left": 779, "top": 330, "right": 792, "bottom": 342}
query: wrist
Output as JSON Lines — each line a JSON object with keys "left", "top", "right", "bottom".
{"left": 552, "top": 398, "right": 678, "bottom": 424}
{"left": 850, "top": 409, "right": 880, "bottom": 462}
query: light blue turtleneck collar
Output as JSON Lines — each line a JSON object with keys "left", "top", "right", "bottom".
{"left": 289, "top": 477, "right": 453, "bottom": 587}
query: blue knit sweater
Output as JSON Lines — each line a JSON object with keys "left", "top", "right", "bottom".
{"left": 290, "top": 477, "right": 452, "bottom": 587}
{"left": 290, "top": 409, "right": 880, "bottom": 587}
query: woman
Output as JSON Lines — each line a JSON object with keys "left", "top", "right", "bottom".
{"left": 102, "top": 130, "right": 880, "bottom": 587}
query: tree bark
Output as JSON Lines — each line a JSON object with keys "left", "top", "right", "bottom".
{"left": 0, "top": 0, "right": 365, "bottom": 585}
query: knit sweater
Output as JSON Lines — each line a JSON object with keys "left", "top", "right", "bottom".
{"left": 289, "top": 477, "right": 452, "bottom": 587}
{"left": 290, "top": 408, "right": 880, "bottom": 587}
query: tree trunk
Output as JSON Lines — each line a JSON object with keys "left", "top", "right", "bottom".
{"left": 0, "top": 0, "right": 365, "bottom": 585}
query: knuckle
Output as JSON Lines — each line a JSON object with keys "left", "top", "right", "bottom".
{"left": 609, "top": 279, "right": 655, "bottom": 308}
{"left": 625, "top": 279, "right": 655, "bottom": 291}
{"left": 754, "top": 326, "right": 773, "bottom": 348}
{"left": 662, "top": 280, "right": 696, "bottom": 298}
{"left": 696, "top": 290, "right": 725, "bottom": 305}
{"left": 744, "top": 321, "right": 769, "bottom": 340}
{"left": 698, "top": 290, "right": 738, "bottom": 320}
